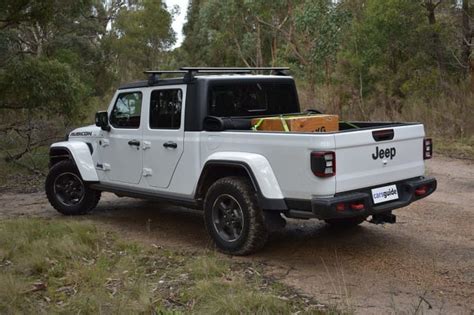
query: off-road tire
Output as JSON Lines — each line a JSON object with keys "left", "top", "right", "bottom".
{"left": 204, "top": 176, "right": 268, "bottom": 255}
{"left": 45, "top": 160, "right": 101, "bottom": 215}
{"left": 325, "top": 216, "right": 367, "bottom": 228}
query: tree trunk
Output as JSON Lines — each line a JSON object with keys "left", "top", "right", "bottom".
{"left": 256, "top": 22, "right": 263, "bottom": 67}
{"left": 423, "top": 0, "right": 445, "bottom": 75}
{"left": 271, "top": 36, "right": 277, "bottom": 67}
{"left": 461, "top": 0, "right": 474, "bottom": 92}
{"left": 308, "top": 65, "right": 316, "bottom": 105}
{"left": 461, "top": 0, "right": 473, "bottom": 89}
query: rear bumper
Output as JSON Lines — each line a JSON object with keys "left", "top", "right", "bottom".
{"left": 286, "top": 176, "right": 437, "bottom": 220}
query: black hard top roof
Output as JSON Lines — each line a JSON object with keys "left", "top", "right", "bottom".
{"left": 118, "top": 67, "right": 292, "bottom": 90}
{"left": 118, "top": 75, "right": 294, "bottom": 90}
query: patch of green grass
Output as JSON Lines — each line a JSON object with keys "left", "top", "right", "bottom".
{"left": 0, "top": 218, "right": 331, "bottom": 314}
{"left": 186, "top": 278, "right": 292, "bottom": 314}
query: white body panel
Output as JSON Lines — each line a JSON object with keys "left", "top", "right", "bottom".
{"left": 99, "top": 89, "right": 145, "bottom": 184}
{"left": 197, "top": 131, "right": 336, "bottom": 199}
{"left": 142, "top": 85, "right": 186, "bottom": 188}
{"left": 334, "top": 125, "right": 425, "bottom": 193}
{"left": 101, "top": 128, "right": 143, "bottom": 184}
{"left": 51, "top": 141, "right": 99, "bottom": 181}
{"left": 204, "top": 151, "right": 284, "bottom": 199}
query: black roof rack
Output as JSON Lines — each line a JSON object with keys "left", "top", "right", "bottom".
{"left": 143, "top": 67, "right": 290, "bottom": 85}
{"left": 180, "top": 67, "right": 289, "bottom": 72}
{"left": 144, "top": 70, "right": 188, "bottom": 85}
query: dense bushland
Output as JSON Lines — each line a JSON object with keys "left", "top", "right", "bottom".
{"left": 0, "top": 0, "right": 473, "bottom": 182}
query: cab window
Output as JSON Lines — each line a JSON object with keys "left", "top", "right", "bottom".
{"left": 149, "top": 89, "right": 182, "bottom": 129}
{"left": 208, "top": 83, "right": 298, "bottom": 117}
{"left": 110, "top": 92, "right": 142, "bottom": 129}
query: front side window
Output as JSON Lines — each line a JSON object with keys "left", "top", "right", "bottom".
{"left": 110, "top": 92, "right": 142, "bottom": 129}
{"left": 149, "top": 89, "right": 182, "bottom": 129}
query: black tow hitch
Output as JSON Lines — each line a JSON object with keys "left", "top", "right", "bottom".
{"left": 369, "top": 212, "right": 396, "bottom": 224}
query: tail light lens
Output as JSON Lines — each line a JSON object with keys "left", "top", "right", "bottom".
{"left": 415, "top": 185, "right": 428, "bottom": 196}
{"left": 311, "top": 151, "right": 336, "bottom": 177}
{"left": 424, "top": 138, "right": 433, "bottom": 160}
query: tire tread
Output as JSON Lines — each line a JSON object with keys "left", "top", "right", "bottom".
{"left": 45, "top": 160, "right": 100, "bottom": 215}
{"left": 204, "top": 176, "right": 268, "bottom": 255}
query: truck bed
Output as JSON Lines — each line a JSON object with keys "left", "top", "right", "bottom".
{"left": 199, "top": 122, "right": 426, "bottom": 199}
{"left": 203, "top": 115, "right": 418, "bottom": 134}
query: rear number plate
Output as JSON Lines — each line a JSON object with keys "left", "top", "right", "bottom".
{"left": 371, "top": 184, "right": 399, "bottom": 204}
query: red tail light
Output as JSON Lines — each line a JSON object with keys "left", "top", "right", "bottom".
{"left": 424, "top": 138, "right": 433, "bottom": 160}
{"left": 415, "top": 185, "right": 427, "bottom": 196}
{"left": 311, "top": 151, "right": 336, "bottom": 177}
{"left": 336, "top": 203, "right": 345, "bottom": 212}
{"left": 350, "top": 203, "right": 365, "bottom": 211}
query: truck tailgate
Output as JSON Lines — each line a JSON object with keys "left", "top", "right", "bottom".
{"left": 334, "top": 124, "right": 426, "bottom": 193}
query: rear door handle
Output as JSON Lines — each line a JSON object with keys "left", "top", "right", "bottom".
{"left": 128, "top": 139, "right": 140, "bottom": 146}
{"left": 163, "top": 141, "right": 177, "bottom": 149}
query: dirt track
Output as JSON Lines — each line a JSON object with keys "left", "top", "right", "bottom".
{"left": 0, "top": 156, "right": 473, "bottom": 314}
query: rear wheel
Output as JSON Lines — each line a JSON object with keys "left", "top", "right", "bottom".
{"left": 325, "top": 216, "right": 367, "bottom": 228}
{"left": 204, "top": 176, "right": 268, "bottom": 255}
{"left": 45, "top": 160, "right": 100, "bottom": 215}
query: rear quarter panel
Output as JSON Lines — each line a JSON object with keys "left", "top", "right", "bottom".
{"left": 199, "top": 131, "right": 337, "bottom": 199}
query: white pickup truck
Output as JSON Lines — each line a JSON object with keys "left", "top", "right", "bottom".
{"left": 46, "top": 67, "right": 437, "bottom": 255}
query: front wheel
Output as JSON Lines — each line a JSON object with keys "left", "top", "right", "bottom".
{"left": 45, "top": 160, "right": 100, "bottom": 215}
{"left": 204, "top": 176, "right": 268, "bottom": 255}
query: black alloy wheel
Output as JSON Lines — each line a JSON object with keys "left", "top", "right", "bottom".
{"left": 211, "top": 194, "right": 245, "bottom": 242}
{"left": 203, "top": 176, "right": 268, "bottom": 255}
{"left": 53, "top": 172, "right": 85, "bottom": 206}
{"left": 45, "top": 160, "right": 101, "bottom": 215}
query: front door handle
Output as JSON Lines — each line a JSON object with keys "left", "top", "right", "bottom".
{"left": 128, "top": 139, "right": 140, "bottom": 146}
{"left": 163, "top": 141, "right": 177, "bottom": 149}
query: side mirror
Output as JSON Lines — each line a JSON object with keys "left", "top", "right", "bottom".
{"left": 95, "top": 111, "right": 110, "bottom": 131}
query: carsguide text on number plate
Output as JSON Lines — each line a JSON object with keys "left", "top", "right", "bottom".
{"left": 371, "top": 184, "right": 399, "bottom": 204}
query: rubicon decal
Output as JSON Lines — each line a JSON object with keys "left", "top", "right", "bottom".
{"left": 372, "top": 146, "right": 396, "bottom": 160}
{"left": 70, "top": 131, "right": 93, "bottom": 137}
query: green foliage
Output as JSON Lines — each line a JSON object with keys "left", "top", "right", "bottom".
{"left": 0, "top": 57, "right": 88, "bottom": 120}
{"left": 294, "top": 0, "right": 350, "bottom": 67}
{"left": 336, "top": 0, "right": 426, "bottom": 99}
{"left": 106, "top": 0, "right": 176, "bottom": 80}
{"left": 0, "top": 0, "right": 472, "bottom": 178}
{"left": 0, "top": 0, "right": 110, "bottom": 116}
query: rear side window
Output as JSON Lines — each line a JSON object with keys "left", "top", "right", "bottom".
{"left": 149, "top": 89, "right": 183, "bottom": 129}
{"left": 208, "top": 83, "right": 298, "bottom": 117}
{"left": 110, "top": 92, "right": 142, "bottom": 129}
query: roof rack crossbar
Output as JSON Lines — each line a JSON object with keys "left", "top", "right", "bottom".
{"left": 144, "top": 67, "right": 290, "bottom": 85}
{"left": 180, "top": 67, "right": 289, "bottom": 71}
{"left": 193, "top": 69, "right": 252, "bottom": 73}
{"left": 144, "top": 70, "right": 189, "bottom": 85}
{"left": 144, "top": 70, "right": 188, "bottom": 74}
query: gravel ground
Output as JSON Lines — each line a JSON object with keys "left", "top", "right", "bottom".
{"left": 0, "top": 156, "right": 472, "bottom": 314}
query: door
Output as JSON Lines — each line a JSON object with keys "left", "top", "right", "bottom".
{"left": 100, "top": 91, "right": 144, "bottom": 184}
{"left": 142, "top": 86, "right": 185, "bottom": 188}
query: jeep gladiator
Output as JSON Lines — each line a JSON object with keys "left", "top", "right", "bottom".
{"left": 46, "top": 67, "right": 437, "bottom": 255}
